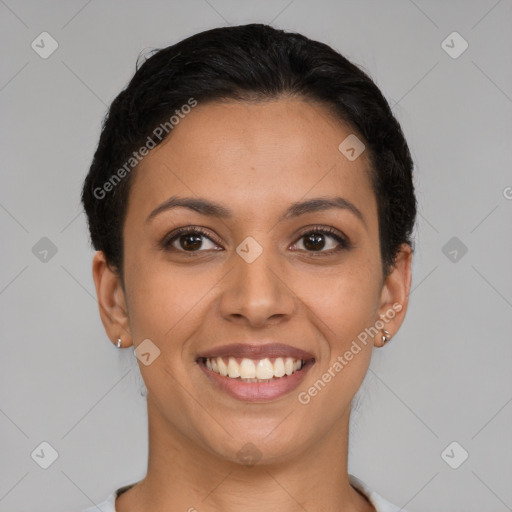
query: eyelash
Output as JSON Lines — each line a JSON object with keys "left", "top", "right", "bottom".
{"left": 161, "top": 225, "right": 350, "bottom": 255}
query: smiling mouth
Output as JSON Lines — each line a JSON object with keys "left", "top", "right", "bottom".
{"left": 197, "top": 356, "right": 312, "bottom": 382}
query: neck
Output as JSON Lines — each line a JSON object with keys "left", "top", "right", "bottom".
{"left": 116, "top": 397, "right": 374, "bottom": 512}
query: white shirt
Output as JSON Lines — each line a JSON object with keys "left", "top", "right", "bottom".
{"left": 81, "top": 474, "right": 407, "bottom": 512}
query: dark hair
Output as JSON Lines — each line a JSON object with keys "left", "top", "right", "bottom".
{"left": 82, "top": 23, "right": 416, "bottom": 282}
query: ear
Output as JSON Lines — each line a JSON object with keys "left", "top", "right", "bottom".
{"left": 374, "top": 243, "right": 413, "bottom": 347}
{"left": 92, "top": 251, "right": 132, "bottom": 348}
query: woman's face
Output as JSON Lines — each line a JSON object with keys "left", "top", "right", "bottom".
{"left": 95, "top": 97, "right": 411, "bottom": 464}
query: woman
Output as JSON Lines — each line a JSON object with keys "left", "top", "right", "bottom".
{"left": 81, "top": 23, "right": 416, "bottom": 512}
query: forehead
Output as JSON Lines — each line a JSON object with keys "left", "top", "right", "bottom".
{"left": 125, "top": 98, "right": 376, "bottom": 227}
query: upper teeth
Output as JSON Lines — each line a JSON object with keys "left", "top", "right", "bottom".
{"left": 204, "top": 356, "right": 305, "bottom": 380}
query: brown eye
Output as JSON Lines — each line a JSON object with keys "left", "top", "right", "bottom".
{"left": 162, "top": 227, "right": 221, "bottom": 252}
{"left": 291, "top": 227, "right": 349, "bottom": 253}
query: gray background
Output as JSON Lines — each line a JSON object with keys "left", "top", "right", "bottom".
{"left": 1, "top": 1, "right": 511, "bottom": 511}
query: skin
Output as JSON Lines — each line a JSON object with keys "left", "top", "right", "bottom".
{"left": 92, "top": 97, "right": 412, "bottom": 512}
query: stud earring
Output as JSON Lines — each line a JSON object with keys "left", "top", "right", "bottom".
{"left": 381, "top": 329, "right": 391, "bottom": 345}
{"left": 116, "top": 337, "right": 122, "bottom": 348}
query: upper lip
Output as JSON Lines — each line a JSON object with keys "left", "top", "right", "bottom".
{"left": 197, "top": 343, "right": 315, "bottom": 361}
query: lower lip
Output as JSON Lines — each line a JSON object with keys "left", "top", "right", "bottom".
{"left": 198, "top": 359, "right": 314, "bottom": 402}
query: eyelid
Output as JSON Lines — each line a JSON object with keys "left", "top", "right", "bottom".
{"left": 294, "top": 224, "right": 348, "bottom": 242}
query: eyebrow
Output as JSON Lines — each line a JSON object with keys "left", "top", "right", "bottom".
{"left": 146, "top": 195, "right": 366, "bottom": 228}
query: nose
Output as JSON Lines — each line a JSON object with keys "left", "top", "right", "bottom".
{"left": 219, "top": 247, "right": 296, "bottom": 328}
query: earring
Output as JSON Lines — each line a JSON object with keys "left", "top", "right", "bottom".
{"left": 116, "top": 337, "right": 122, "bottom": 348}
{"left": 381, "top": 329, "right": 391, "bottom": 345}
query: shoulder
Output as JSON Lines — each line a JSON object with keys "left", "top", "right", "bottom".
{"left": 349, "top": 474, "right": 407, "bottom": 512}
{"left": 82, "top": 477, "right": 402, "bottom": 512}
{"left": 80, "top": 493, "right": 115, "bottom": 512}
{"left": 80, "top": 482, "right": 137, "bottom": 512}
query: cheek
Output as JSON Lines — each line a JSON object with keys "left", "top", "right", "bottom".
{"left": 126, "top": 246, "right": 381, "bottom": 344}
{"left": 294, "top": 266, "right": 379, "bottom": 414}
{"left": 124, "top": 256, "right": 217, "bottom": 354}
{"left": 124, "top": 258, "right": 182, "bottom": 338}
{"left": 296, "top": 258, "right": 382, "bottom": 344}
{"left": 124, "top": 263, "right": 207, "bottom": 406}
